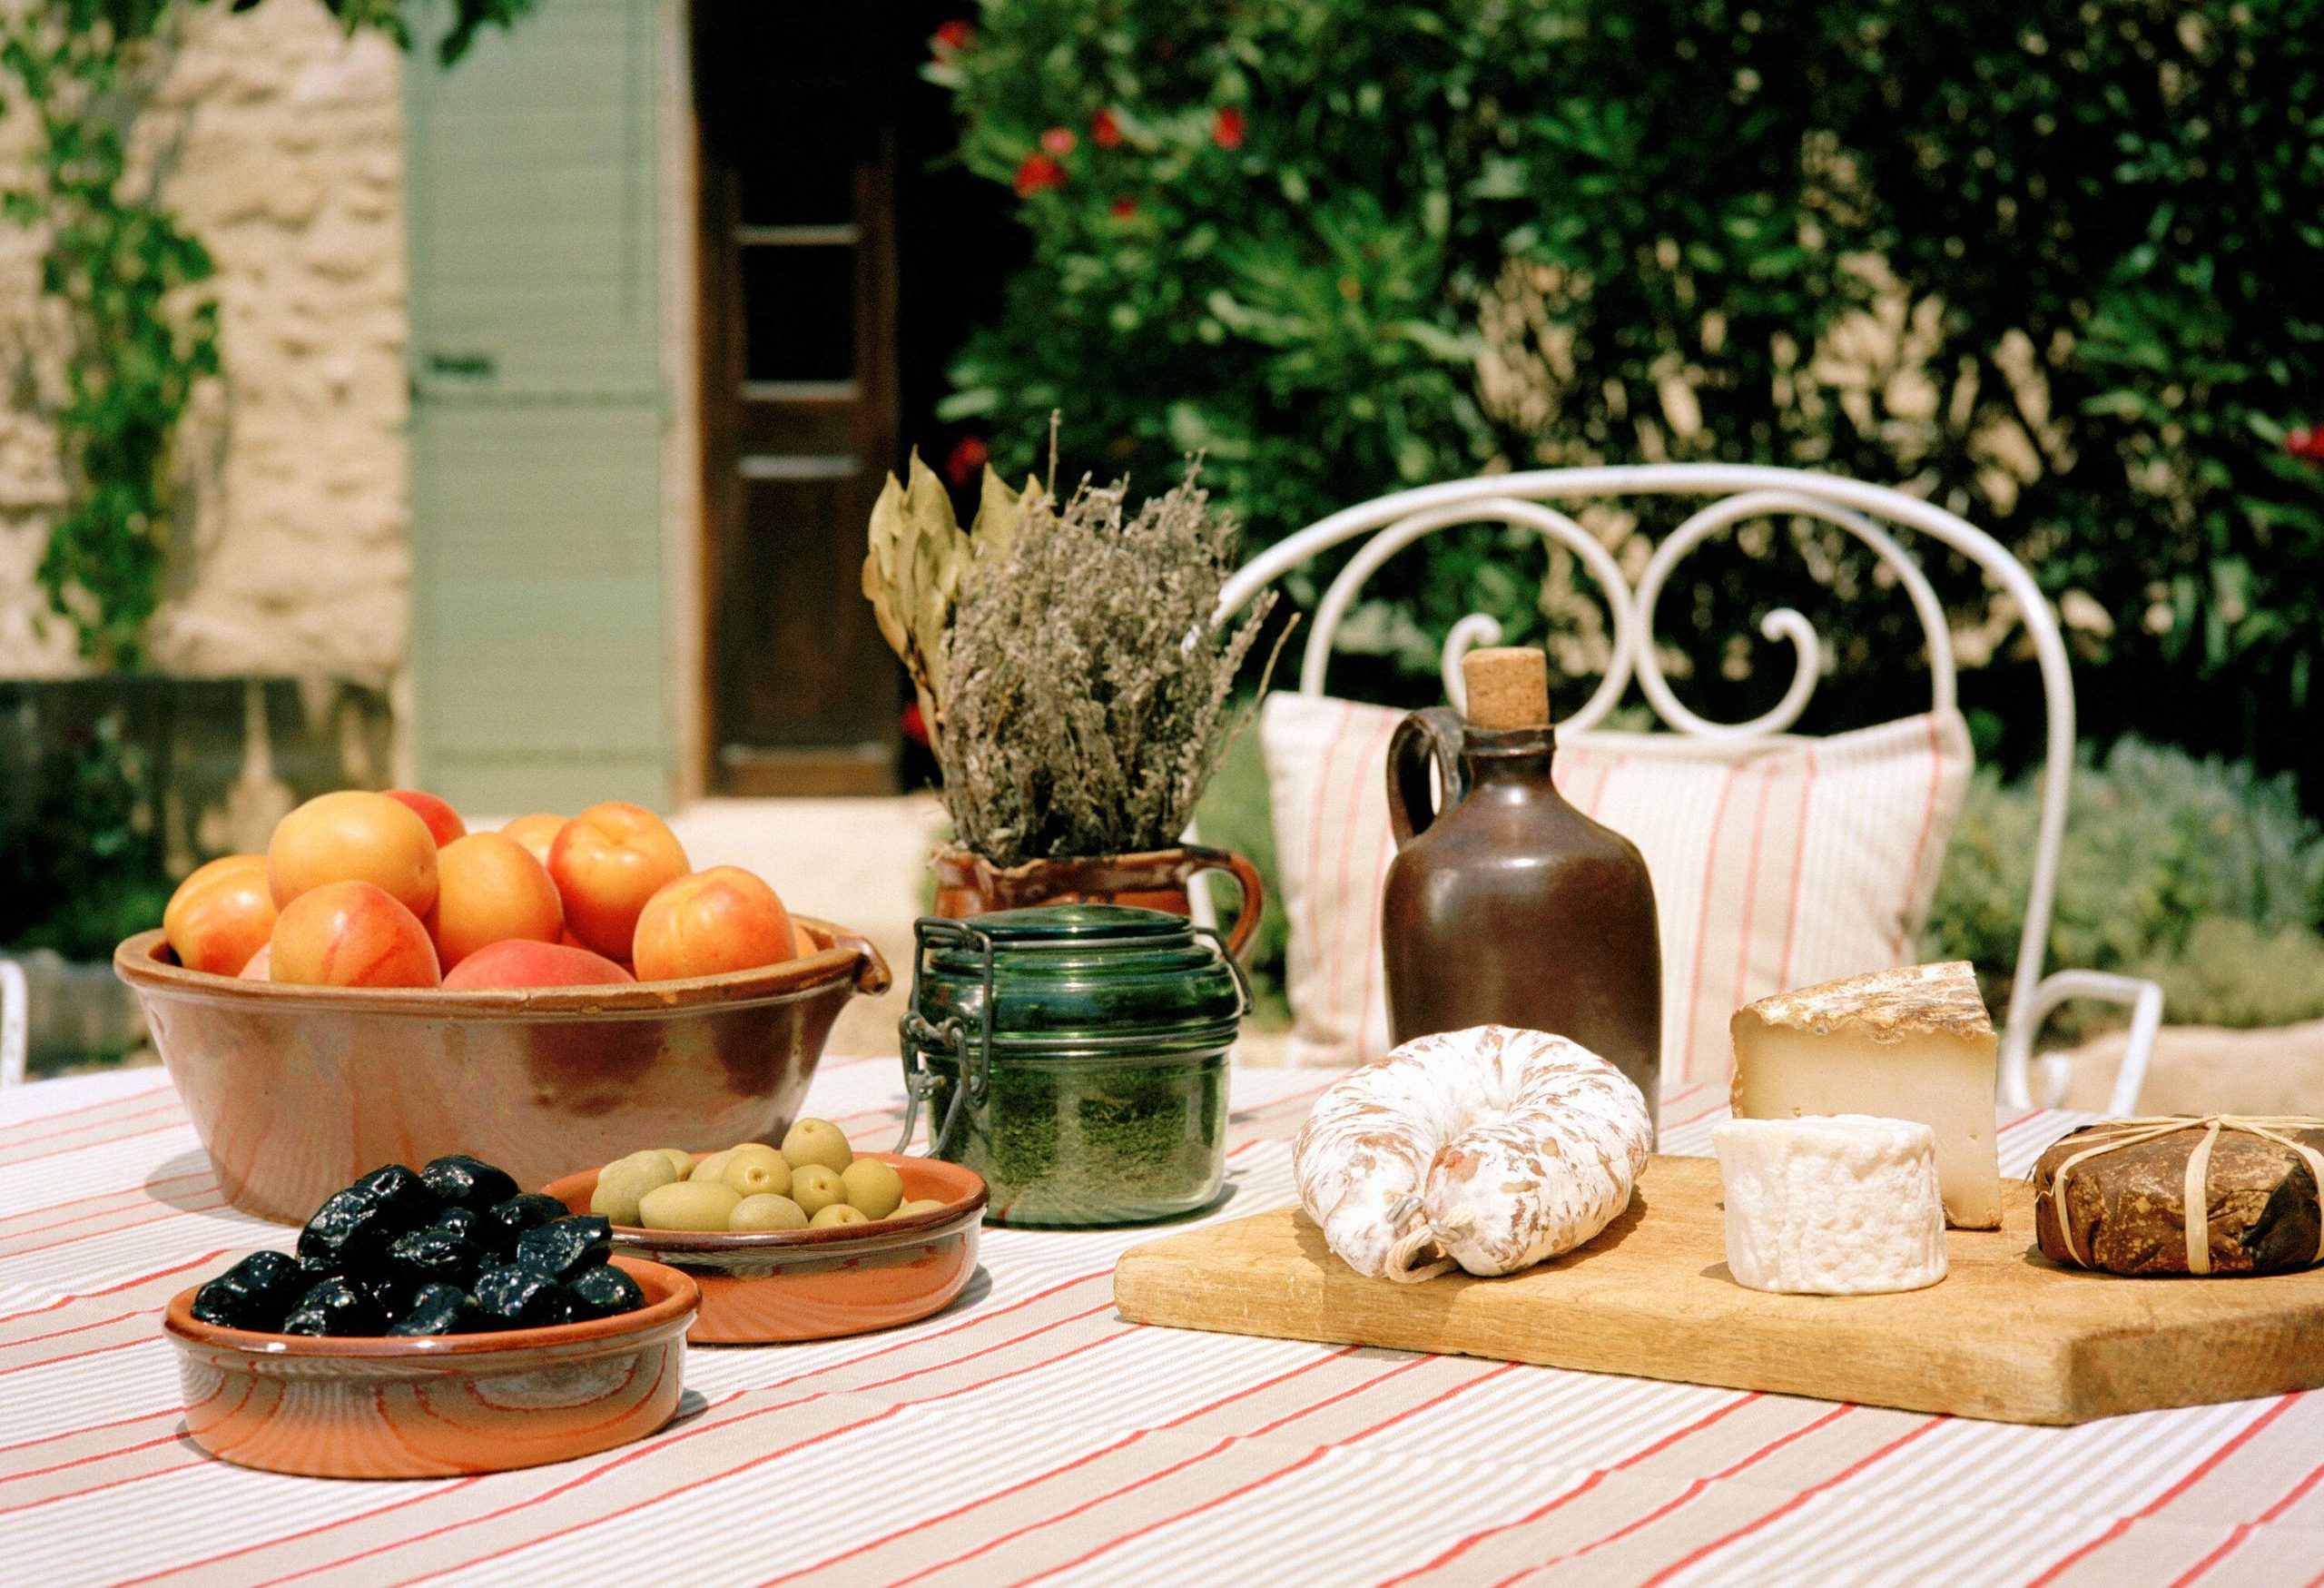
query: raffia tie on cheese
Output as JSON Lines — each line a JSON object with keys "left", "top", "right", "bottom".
{"left": 2044, "top": 1116, "right": 2324, "bottom": 1275}
{"left": 1293, "top": 1025, "right": 1653, "bottom": 1282}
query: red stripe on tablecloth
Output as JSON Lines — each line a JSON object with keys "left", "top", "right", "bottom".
{"left": 2023, "top": 1394, "right": 2302, "bottom": 1587}
{"left": 0, "top": 1119, "right": 189, "bottom": 1172}
{"left": 0, "top": 1335, "right": 147, "bottom": 1383}
{"left": 0, "top": 1088, "right": 177, "bottom": 1149}
{"left": 756, "top": 1346, "right": 1367, "bottom": 1588}
{"left": 1010, "top": 1361, "right": 1524, "bottom": 1587}
{"left": 1891, "top": 715, "right": 1945, "bottom": 958}
{"left": 0, "top": 1248, "right": 223, "bottom": 1326}
{"left": 888, "top": 1352, "right": 1443, "bottom": 1588}
{"left": 1662, "top": 1091, "right": 1732, "bottom": 1130}
{"left": 1228, "top": 1075, "right": 1337, "bottom": 1125}
{"left": 0, "top": 1169, "right": 216, "bottom": 1236}
{"left": 0, "top": 1428, "right": 182, "bottom": 1487}
{"left": 0, "top": 1307, "right": 148, "bottom": 1352}
{"left": 1632, "top": 1416, "right": 1942, "bottom": 1588}
{"left": 0, "top": 1406, "right": 179, "bottom": 1458}
{"left": 1381, "top": 1392, "right": 1762, "bottom": 1585}
{"left": 110, "top": 1477, "right": 493, "bottom": 1588}
{"left": 1489, "top": 1404, "right": 1856, "bottom": 1586}
{"left": 1675, "top": 766, "right": 1741, "bottom": 1086}
{"left": 1, "top": 1194, "right": 233, "bottom": 1260}
{"left": 378, "top": 1327, "right": 1139, "bottom": 1588}
{"left": 1775, "top": 744, "right": 1818, "bottom": 987}
{"left": 2171, "top": 1446, "right": 2324, "bottom": 1586}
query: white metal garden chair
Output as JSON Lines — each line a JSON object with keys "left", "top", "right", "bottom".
{"left": 1216, "top": 462, "right": 2163, "bottom": 1114}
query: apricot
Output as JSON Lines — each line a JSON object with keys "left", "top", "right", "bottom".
{"left": 500, "top": 812, "right": 566, "bottom": 868}
{"left": 270, "top": 881, "right": 440, "bottom": 989}
{"left": 383, "top": 789, "right": 467, "bottom": 847}
{"left": 442, "top": 939, "right": 636, "bottom": 991}
{"left": 632, "top": 866, "right": 795, "bottom": 981}
{"left": 238, "top": 943, "right": 271, "bottom": 979}
{"left": 547, "top": 802, "right": 689, "bottom": 960}
{"left": 269, "top": 791, "right": 439, "bottom": 917}
{"left": 163, "top": 855, "right": 279, "bottom": 976}
{"left": 427, "top": 833, "right": 563, "bottom": 969}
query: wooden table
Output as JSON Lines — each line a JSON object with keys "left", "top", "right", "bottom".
{"left": 4, "top": 1062, "right": 2319, "bottom": 1586}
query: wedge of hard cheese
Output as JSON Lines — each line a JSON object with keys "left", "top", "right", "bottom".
{"left": 1728, "top": 961, "right": 2001, "bottom": 1229}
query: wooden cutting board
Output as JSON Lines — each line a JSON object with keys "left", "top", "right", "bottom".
{"left": 1113, "top": 1155, "right": 2324, "bottom": 1424}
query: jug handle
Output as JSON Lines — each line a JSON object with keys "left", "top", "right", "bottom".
{"left": 1387, "top": 706, "right": 1470, "bottom": 848}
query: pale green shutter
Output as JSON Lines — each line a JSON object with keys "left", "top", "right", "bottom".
{"left": 405, "top": 0, "right": 671, "bottom": 813}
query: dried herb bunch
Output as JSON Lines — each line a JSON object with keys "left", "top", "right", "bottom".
{"left": 936, "top": 467, "right": 1274, "bottom": 864}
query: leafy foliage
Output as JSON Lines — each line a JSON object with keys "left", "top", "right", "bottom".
{"left": 0, "top": 710, "right": 171, "bottom": 962}
{"left": 1, "top": 0, "right": 530, "bottom": 667}
{"left": 936, "top": 1, "right": 2324, "bottom": 782}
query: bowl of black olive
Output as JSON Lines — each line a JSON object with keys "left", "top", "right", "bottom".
{"left": 162, "top": 1154, "right": 699, "bottom": 1478}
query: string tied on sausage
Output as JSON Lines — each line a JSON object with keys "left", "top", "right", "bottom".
{"left": 2043, "top": 1116, "right": 2324, "bottom": 1275}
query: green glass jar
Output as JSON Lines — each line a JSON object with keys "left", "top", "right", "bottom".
{"left": 899, "top": 904, "right": 1249, "bottom": 1227}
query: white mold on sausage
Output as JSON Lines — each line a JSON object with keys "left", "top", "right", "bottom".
{"left": 1293, "top": 1025, "right": 1652, "bottom": 1282}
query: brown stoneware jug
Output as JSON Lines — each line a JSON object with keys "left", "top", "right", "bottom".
{"left": 1381, "top": 646, "right": 1662, "bottom": 1132}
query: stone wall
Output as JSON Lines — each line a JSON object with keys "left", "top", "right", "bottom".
{"left": 0, "top": 0, "right": 409, "bottom": 690}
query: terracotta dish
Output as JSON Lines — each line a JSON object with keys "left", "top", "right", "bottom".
{"left": 543, "top": 1152, "right": 985, "bottom": 1344}
{"left": 162, "top": 1256, "right": 698, "bottom": 1478}
{"left": 116, "top": 920, "right": 889, "bottom": 1224}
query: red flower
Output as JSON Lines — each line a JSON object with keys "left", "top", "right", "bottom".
{"left": 901, "top": 700, "right": 930, "bottom": 748}
{"left": 944, "top": 433, "right": 990, "bottom": 486}
{"left": 1110, "top": 196, "right": 1137, "bottom": 218}
{"left": 1012, "top": 153, "right": 1067, "bottom": 197}
{"left": 1039, "top": 126, "right": 1078, "bottom": 155}
{"left": 1091, "top": 108, "right": 1124, "bottom": 148}
{"left": 1212, "top": 107, "right": 1246, "bottom": 151}
{"left": 2290, "top": 426, "right": 2324, "bottom": 464}
{"left": 932, "top": 19, "right": 973, "bottom": 54}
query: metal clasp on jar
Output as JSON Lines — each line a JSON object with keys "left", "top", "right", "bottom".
{"left": 895, "top": 917, "right": 998, "bottom": 1155}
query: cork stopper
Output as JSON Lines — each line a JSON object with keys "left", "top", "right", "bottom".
{"left": 1462, "top": 646, "right": 1550, "bottom": 731}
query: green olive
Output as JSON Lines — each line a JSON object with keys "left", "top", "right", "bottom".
{"left": 689, "top": 1149, "right": 736, "bottom": 1183}
{"left": 590, "top": 1154, "right": 679, "bottom": 1225}
{"left": 790, "top": 1163, "right": 844, "bottom": 1217}
{"left": 809, "top": 1202, "right": 870, "bottom": 1228}
{"left": 839, "top": 1158, "right": 904, "bottom": 1220}
{"left": 720, "top": 1145, "right": 791, "bottom": 1198}
{"left": 639, "top": 1179, "right": 743, "bottom": 1231}
{"left": 781, "top": 1118, "right": 853, "bottom": 1174}
{"left": 728, "top": 1193, "right": 809, "bottom": 1231}
{"left": 652, "top": 1148, "right": 696, "bottom": 1180}
{"left": 892, "top": 1198, "right": 949, "bottom": 1219}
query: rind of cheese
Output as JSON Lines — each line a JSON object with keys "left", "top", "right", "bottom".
{"left": 1293, "top": 1025, "right": 1652, "bottom": 1282}
{"left": 1713, "top": 1115, "right": 1948, "bottom": 1295}
{"left": 1730, "top": 962, "right": 2002, "bottom": 1230}
{"left": 1739, "top": 960, "right": 1993, "bottom": 1044}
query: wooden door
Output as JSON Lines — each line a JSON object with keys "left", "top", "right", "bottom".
{"left": 694, "top": 5, "right": 901, "bottom": 795}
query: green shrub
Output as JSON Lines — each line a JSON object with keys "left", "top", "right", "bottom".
{"left": 1924, "top": 739, "right": 2324, "bottom": 1027}
{"left": 935, "top": 0, "right": 2324, "bottom": 782}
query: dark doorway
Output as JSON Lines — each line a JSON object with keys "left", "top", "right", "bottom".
{"left": 693, "top": 2, "right": 1016, "bottom": 795}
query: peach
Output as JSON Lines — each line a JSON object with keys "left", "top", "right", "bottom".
{"left": 442, "top": 939, "right": 635, "bottom": 991}
{"left": 269, "top": 791, "right": 439, "bottom": 917}
{"left": 384, "top": 789, "right": 467, "bottom": 847}
{"left": 270, "top": 881, "right": 440, "bottom": 989}
{"left": 427, "top": 833, "right": 564, "bottom": 969}
{"left": 162, "top": 855, "right": 279, "bottom": 976}
{"left": 500, "top": 812, "right": 567, "bottom": 869}
{"left": 632, "top": 866, "right": 795, "bottom": 981}
{"left": 547, "top": 802, "right": 690, "bottom": 960}
{"left": 238, "top": 943, "right": 271, "bottom": 980}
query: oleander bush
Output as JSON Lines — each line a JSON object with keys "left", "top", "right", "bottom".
{"left": 934, "top": 0, "right": 2324, "bottom": 796}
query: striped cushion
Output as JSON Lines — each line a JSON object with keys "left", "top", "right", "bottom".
{"left": 1259, "top": 692, "right": 1974, "bottom": 1087}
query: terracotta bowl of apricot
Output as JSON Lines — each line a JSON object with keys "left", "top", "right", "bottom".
{"left": 162, "top": 1256, "right": 698, "bottom": 1479}
{"left": 542, "top": 1153, "right": 986, "bottom": 1344}
{"left": 115, "top": 921, "right": 890, "bottom": 1226}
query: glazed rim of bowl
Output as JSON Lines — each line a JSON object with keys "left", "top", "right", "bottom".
{"left": 114, "top": 918, "right": 891, "bottom": 1015}
{"left": 162, "top": 1256, "right": 699, "bottom": 1359}
{"left": 543, "top": 1153, "right": 988, "bottom": 1256}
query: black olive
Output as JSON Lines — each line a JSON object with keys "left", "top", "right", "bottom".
{"left": 419, "top": 1154, "right": 519, "bottom": 1214}
{"left": 387, "top": 1283, "right": 489, "bottom": 1336}
{"left": 565, "top": 1264, "right": 645, "bottom": 1320}
{"left": 296, "top": 1186, "right": 392, "bottom": 1271}
{"left": 279, "top": 1277, "right": 384, "bottom": 1336}
{"left": 514, "top": 1216, "right": 611, "bottom": 1283}
{"left": 433, "top": 1206, "right": 481, "bottom": 1243}
{"left": 189, "top": 1249, "right": 305, "bottom": 1332}
{"left": 385, "top": 1227, "right": 482, "bottom": 1297}
{"left": 471, "top": 1262, "right": 568, "bottom": 1329}
{"left": 350, "top": 1164, "right": 443, "bottom": 1237}
{"left": 352, "top": 1271, "right": 410, "bottom": 1321}
{"left": 476, "top": 1193, "right": 569, "bottom": 1257}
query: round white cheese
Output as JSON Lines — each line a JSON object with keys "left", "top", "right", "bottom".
{"left": 1712, "top": 1114, "right": 1948, "bottom": 1295}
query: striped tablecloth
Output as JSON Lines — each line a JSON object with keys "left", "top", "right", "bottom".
{"left": 4, "top": 1061, "right": 2319, "bottom": 1588}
